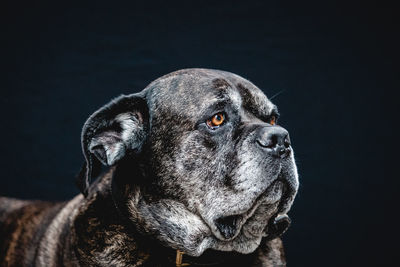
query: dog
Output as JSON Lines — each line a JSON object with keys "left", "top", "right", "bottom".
{"left": 0, "top": 68, "right": 299, "bottom": 266}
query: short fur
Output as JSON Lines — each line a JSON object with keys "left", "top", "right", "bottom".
{"left": 0, "top": 69, "right": 298, "bottom": 266}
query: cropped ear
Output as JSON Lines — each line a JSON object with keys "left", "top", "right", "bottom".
{"left": 77, "top": 93, "right": 149, "bottom": 196}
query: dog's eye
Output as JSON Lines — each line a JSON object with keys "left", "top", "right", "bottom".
{"left": 268, "top": 115, "right": 277, "bottom": 125}
{"left": 206, "top": 113, "right": 225, "bottom": 129}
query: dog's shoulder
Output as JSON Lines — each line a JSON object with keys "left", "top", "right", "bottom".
{"left": 0, "top": 197, "right": 66, "bottom": 266}
{"left": 0, "top": 172, "right": 115, "bottom": 267}
{"left": 0, "top": 196, "right": 64, "bottom": 230}
{"left": 0, "top": 197, "right": 30, "bottom": 221}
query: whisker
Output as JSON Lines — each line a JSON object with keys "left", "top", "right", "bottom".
{"left": 269, "top": 89, "right": 286, "bottom": 100}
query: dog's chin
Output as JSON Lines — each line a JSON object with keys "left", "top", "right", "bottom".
{"left": 205, "top": 183, "right": 284, "bottom": 255}
{"left": 128, "top": 178, "right": 295, "bottom": 257}
{"left": 206, "top": 205, "right": 281, "bottom": 255}
{"left": 189, "top": 178, "right": 296, "bottom": 256}
{"left": 210, "top": 180, "right": 285, "bottom": 241}
{"left": 186, "top": 199, "right": 282, "bottom": 256}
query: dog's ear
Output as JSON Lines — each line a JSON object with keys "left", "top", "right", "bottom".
{"left": 77, "top": 93, "right": 149, "bottom": 196}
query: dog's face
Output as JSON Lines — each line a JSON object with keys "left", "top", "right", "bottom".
{"left": 79, "top": 69, "right": 298, "bottom": 256}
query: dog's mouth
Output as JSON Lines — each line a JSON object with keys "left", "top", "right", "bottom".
{"left": 215, "top": 215, "right": 242, "bottom": 240}
{"left": 211, "top": 178, "right": 293, "bottom": 242}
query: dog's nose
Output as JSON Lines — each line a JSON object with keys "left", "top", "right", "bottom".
{"left": 257, "top": 126, "right": 291, "bottom": 158}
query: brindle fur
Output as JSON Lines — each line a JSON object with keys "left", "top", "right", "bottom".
{"left": 0, "top": 69, "right": 298, "bottom": 266}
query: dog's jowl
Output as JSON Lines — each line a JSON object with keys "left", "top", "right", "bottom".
{"left": 0, "top": 69, "right": 298, "bottom": 267}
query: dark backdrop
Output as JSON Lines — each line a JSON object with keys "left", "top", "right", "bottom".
{"left": 1, "top": 1, "right": 398, "bottom": 266}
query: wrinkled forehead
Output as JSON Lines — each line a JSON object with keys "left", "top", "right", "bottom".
{"left": 145, "top": 69, "right": 276, "bottom": 120}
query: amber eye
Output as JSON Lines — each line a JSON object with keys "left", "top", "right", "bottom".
{"left": 269, "top": 115, "right": 277, "bottom": 125}
{"left": 207, "top": 113, "right": 225, "bottom": 128}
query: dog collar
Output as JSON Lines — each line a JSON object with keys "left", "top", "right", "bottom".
{"left": 175, "top": 250, "right": 190, "bottom": 267}
{"left": 172, "top": 248, "right": 251, "bottom": 267}
{"left": 175, "top": 249, "right": 227, "bottom": 266}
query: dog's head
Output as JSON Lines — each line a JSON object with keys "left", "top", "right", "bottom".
{"left": 79, "top": 69, "right": 298, "bottom": 256}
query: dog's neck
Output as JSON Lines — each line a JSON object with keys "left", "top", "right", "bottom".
{"left": 70, "top": 170, "right": 286, "bottom": 266}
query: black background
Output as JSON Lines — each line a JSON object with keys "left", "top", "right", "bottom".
{"left": 1, "top": 1, "right": 398, "bottom": 266}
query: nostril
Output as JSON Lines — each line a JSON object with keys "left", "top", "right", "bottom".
{"left": 278, "top": 146, "right": 286, "bottom": 156}
{"left": 269, "top": 135, "right": 278, "bottom": 148}
{"left": 215, "top": 215, "right": 241, "bottom": 239}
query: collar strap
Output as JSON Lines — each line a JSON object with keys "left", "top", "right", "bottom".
{"left": 174, "top": 249, "right": 250, "bottom": 267}
{"left": 176, "top": 250, "right": 190, "bottom": 266}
